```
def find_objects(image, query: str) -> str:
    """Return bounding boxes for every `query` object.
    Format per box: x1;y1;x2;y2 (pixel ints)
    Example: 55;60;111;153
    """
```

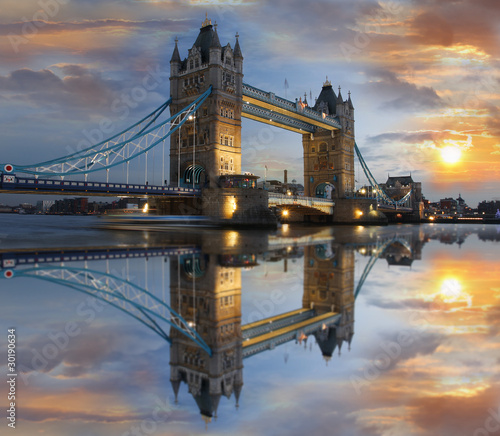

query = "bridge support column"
333;198;387;225
202;187;277;228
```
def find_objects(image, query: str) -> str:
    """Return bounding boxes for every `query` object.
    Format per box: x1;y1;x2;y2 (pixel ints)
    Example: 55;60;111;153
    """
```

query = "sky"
0;0;499;206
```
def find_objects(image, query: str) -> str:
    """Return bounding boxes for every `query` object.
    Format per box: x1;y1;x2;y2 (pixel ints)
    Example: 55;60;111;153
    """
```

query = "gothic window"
189;59;194;69
195;59;199;68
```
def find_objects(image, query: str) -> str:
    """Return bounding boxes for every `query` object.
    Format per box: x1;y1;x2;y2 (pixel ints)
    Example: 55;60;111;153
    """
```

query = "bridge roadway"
0;174;200;197
0;245;200;270
268;192;334;215
242;309;340;359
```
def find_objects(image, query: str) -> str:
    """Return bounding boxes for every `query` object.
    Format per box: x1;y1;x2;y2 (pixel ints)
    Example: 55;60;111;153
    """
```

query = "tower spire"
170;37;181;63
210;23;221;48
234;32;243;58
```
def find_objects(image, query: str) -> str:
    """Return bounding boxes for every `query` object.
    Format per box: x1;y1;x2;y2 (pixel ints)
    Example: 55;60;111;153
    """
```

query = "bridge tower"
169;16;243;187
169;255;243;422
302;79;355;199
302;243;355;360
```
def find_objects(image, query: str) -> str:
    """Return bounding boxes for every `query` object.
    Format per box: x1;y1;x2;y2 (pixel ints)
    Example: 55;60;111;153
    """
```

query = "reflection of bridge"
0;229;422;422
0;18;422;221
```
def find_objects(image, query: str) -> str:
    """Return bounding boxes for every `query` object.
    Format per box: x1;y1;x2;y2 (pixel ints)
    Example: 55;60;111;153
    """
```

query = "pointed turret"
337;86;344;104
210;23;221;49
234;32;243;58
234;380;243;408
170;379;181;404
170;37;181;63
348;90;354;110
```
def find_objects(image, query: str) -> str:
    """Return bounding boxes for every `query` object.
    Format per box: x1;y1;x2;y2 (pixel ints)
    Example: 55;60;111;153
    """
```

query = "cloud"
491;144;500;155
0;18;194;36
0;67;118;111
408;385;500;436
366;69;444;111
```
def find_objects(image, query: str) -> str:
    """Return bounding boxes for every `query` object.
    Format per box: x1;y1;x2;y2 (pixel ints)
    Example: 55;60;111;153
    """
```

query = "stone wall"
333;198;387;224
202;187;277;228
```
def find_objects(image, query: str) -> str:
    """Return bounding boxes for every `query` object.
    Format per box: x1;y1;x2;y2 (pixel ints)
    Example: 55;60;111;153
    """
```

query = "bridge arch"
183;164;206;185
315;182;335;199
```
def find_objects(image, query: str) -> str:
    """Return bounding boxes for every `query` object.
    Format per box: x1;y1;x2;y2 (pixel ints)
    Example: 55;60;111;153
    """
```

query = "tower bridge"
0;16;423;222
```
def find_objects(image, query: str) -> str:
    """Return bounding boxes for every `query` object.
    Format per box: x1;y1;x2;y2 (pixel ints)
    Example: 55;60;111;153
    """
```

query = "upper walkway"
242;83;342;133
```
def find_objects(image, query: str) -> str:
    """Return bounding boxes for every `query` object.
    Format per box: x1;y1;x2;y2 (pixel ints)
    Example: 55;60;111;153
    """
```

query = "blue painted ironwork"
2;87;212;177
242;83;342;130
354;142;413;208
2;266;212;356
242;103;315;133
0;174;201;197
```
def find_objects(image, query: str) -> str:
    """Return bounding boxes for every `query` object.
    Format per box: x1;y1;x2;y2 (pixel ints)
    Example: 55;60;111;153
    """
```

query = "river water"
1;215;499;436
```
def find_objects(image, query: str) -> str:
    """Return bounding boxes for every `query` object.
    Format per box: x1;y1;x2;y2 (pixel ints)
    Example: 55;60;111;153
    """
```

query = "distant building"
440;197;457;214
257;179;304;195
478;200;500;216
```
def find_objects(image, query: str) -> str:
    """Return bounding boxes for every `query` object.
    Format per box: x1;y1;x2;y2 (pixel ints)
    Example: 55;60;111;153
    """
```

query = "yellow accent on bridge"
242;311;337;349
243;95;341;132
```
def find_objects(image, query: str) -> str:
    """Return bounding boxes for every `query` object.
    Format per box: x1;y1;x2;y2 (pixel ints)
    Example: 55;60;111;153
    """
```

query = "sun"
440;146;462;163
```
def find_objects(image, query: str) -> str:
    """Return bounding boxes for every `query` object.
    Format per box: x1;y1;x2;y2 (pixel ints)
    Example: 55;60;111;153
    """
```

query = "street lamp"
189;113;196;190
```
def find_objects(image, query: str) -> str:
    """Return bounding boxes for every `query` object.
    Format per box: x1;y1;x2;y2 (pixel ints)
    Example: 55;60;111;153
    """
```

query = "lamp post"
189;113;196;190
177;124;181;188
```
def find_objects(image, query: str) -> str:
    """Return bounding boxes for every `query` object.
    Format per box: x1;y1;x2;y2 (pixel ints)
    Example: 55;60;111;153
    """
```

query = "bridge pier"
332;198;387;225
202;187;277;228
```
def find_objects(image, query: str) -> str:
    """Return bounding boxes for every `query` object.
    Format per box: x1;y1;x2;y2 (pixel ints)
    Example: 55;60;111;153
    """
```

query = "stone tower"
302;243;355;360
302;79;355;198
169;254;243;422
169;16;243;187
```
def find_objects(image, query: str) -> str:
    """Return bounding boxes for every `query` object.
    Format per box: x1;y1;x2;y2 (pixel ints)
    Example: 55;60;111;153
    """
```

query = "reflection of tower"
302;243;355;361
169;254;243;424
169;16;243;186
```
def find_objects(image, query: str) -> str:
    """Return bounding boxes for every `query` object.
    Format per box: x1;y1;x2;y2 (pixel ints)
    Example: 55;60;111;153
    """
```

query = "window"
189;60;194;69
331;145;335;151
320;143;327;153
311;147;316;153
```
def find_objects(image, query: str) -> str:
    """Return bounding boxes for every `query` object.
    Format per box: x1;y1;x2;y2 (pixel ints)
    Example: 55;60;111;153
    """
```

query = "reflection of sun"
440;146;462;163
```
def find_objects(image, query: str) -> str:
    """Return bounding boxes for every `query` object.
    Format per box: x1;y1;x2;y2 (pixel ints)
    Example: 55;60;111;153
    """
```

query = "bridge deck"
242;312;338;358
0;175;200;197
242;83;341;133
242;308;315;339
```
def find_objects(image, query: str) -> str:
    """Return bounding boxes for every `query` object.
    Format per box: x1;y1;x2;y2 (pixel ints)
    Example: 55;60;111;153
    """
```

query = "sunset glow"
440;146;462;164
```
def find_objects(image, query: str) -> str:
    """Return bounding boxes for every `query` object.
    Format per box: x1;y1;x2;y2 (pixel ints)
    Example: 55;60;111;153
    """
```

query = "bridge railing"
268;193;335;207
242;83;341;129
